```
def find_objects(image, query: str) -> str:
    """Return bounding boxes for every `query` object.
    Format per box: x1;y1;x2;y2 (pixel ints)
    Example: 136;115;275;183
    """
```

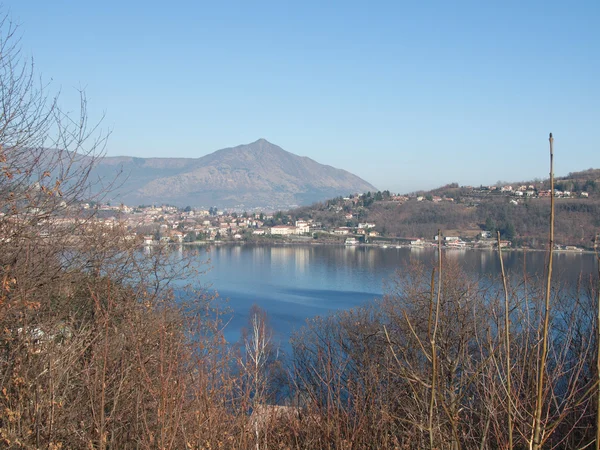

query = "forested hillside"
289;169;600;248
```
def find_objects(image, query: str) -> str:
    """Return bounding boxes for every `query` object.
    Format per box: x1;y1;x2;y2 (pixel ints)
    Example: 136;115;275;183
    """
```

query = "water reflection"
180;244;597;289
479;249;491;270
252;246;266;264
294;247;309;274
230;245;241;262
175;244;597;345
270;246;292;267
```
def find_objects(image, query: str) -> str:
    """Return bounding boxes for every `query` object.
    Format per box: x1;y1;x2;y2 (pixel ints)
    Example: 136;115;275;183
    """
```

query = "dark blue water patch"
215;286;381;352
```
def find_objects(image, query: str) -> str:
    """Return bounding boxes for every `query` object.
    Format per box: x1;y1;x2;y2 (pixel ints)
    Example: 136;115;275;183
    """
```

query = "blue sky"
6;1;599;193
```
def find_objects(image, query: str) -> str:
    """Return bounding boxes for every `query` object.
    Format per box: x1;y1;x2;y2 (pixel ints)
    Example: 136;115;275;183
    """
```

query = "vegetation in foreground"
2;11;600;450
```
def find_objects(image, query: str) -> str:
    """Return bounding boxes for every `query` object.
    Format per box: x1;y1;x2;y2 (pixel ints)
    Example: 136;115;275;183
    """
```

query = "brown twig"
497;230;513;449
532;132;555;450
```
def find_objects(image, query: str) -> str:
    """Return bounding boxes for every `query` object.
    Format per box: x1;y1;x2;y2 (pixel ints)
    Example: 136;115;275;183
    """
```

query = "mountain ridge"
90;139;377;209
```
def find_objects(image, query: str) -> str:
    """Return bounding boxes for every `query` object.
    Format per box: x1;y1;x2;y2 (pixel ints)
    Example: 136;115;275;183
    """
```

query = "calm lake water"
174;244;598;347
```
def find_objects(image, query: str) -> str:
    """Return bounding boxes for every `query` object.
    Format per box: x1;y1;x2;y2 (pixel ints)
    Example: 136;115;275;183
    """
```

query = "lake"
175;244;598;348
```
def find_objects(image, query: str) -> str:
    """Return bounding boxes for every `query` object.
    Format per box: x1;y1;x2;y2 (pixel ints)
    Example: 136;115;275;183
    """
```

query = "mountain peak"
238;138;287;156
248;138;277;149
93;140;377;208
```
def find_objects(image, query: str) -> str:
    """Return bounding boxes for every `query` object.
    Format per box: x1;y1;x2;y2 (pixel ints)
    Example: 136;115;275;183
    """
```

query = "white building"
333;227;351;235
270;225;296;235
358;223;376;229
446;240;466;248
295;221;310;234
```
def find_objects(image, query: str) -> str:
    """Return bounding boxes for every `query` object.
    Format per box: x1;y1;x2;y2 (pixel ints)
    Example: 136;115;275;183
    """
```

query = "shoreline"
145;240;596;255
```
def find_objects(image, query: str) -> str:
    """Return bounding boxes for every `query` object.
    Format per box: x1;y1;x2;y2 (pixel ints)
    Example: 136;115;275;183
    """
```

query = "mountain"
90;139;377;209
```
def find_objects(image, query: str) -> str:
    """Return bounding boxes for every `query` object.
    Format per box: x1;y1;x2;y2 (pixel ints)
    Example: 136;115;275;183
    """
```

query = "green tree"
584;180;597;193
501;222;516;240
485;217;497;232
183;231;196;242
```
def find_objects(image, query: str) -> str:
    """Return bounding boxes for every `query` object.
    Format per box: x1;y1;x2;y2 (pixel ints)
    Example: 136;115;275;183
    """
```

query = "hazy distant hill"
89;139;377;209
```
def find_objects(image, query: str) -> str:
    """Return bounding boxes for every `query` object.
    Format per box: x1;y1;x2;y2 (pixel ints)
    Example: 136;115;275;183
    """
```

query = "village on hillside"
10;179;590;252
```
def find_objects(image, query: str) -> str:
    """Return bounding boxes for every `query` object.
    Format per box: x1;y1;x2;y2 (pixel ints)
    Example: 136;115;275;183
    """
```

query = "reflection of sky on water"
173;245;597;347
215;286;380;352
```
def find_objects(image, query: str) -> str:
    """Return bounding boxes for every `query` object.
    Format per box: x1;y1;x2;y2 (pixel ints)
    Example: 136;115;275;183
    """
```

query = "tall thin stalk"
595;234;600;450
497;231;513;450
532;133;555;450
429;230;443;449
